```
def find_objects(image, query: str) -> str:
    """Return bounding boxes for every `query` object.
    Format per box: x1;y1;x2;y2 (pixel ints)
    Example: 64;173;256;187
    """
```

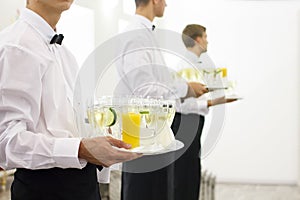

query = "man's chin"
59;2;73;11
156;13;164;18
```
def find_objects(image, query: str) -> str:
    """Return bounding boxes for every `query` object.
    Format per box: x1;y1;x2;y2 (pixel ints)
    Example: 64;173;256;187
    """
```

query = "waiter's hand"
78;136;142;167
186;82;208;98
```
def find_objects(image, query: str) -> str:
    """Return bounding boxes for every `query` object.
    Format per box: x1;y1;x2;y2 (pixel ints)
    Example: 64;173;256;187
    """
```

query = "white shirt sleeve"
0;45;86;170
178;97;209;116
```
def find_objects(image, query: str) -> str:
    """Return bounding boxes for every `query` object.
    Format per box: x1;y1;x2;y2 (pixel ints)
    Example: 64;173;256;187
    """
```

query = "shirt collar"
134;14;155;31
185;49;200;64
19;8;57;44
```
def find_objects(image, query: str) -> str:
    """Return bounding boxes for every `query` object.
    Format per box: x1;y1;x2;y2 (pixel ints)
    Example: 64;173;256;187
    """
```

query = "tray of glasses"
225;94;243;100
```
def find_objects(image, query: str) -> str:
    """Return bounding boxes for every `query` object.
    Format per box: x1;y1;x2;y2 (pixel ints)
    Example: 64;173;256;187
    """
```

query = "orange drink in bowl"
122;112;141;148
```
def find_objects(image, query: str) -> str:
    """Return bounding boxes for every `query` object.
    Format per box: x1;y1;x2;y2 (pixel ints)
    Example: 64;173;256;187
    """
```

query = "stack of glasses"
86;96;177;151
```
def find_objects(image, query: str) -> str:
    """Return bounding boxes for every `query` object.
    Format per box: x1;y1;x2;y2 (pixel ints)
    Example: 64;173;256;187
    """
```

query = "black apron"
11;163;102;200
172;113;204;200
121;113;204;200
121;150;175;200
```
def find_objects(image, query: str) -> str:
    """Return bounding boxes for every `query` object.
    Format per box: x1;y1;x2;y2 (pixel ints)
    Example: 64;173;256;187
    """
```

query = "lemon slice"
105;107;117;127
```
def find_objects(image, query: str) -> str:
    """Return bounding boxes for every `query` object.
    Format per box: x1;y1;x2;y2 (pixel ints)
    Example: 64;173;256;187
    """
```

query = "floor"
1;174;300;200
215;183;300;200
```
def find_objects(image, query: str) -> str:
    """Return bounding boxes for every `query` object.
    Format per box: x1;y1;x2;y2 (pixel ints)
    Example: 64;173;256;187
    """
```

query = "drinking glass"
86;96;121;138
122;105;141;148
166;100;176;126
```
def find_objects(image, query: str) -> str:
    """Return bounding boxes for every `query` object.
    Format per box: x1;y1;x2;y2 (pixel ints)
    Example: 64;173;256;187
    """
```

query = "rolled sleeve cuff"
53;138;87;169
176;82;188;98
197;100;209;116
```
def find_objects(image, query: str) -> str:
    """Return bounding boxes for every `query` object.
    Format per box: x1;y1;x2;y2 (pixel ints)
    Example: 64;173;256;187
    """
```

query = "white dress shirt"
174;50;210;116
115;14;188;99
198;52;216;69
0;8;86;170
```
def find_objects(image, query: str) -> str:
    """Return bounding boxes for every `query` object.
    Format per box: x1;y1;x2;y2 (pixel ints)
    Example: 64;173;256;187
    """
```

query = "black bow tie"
50;34;64;45
152;25;155;31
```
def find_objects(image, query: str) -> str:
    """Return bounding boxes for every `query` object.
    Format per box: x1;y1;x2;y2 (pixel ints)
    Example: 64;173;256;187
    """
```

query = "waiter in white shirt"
115;1;208;200
0;1;141;200
171;24;237;200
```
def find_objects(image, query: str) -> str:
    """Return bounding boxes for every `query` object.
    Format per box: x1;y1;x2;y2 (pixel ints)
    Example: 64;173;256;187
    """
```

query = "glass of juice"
122;109;141;149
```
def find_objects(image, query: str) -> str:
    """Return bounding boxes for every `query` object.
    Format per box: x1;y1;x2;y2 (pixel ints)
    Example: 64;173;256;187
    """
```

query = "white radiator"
200;170;216;200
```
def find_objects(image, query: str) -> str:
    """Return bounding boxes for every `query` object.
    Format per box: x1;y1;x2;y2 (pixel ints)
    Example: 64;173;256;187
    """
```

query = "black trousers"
11;163;101;200
121;113;204;200
121;148;175;200
172;113;204;200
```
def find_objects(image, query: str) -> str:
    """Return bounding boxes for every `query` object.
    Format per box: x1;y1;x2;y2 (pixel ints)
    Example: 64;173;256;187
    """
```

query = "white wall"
76;0;123;47
0;1;24;30
57;4;95;66
163;0;300;184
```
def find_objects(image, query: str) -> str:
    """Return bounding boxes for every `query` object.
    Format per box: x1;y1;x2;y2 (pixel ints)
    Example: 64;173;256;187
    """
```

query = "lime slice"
105;107;117;127
139;110;150;114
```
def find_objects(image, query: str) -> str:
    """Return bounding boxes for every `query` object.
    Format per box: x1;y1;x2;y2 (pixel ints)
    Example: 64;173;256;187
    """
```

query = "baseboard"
216;178;298;186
